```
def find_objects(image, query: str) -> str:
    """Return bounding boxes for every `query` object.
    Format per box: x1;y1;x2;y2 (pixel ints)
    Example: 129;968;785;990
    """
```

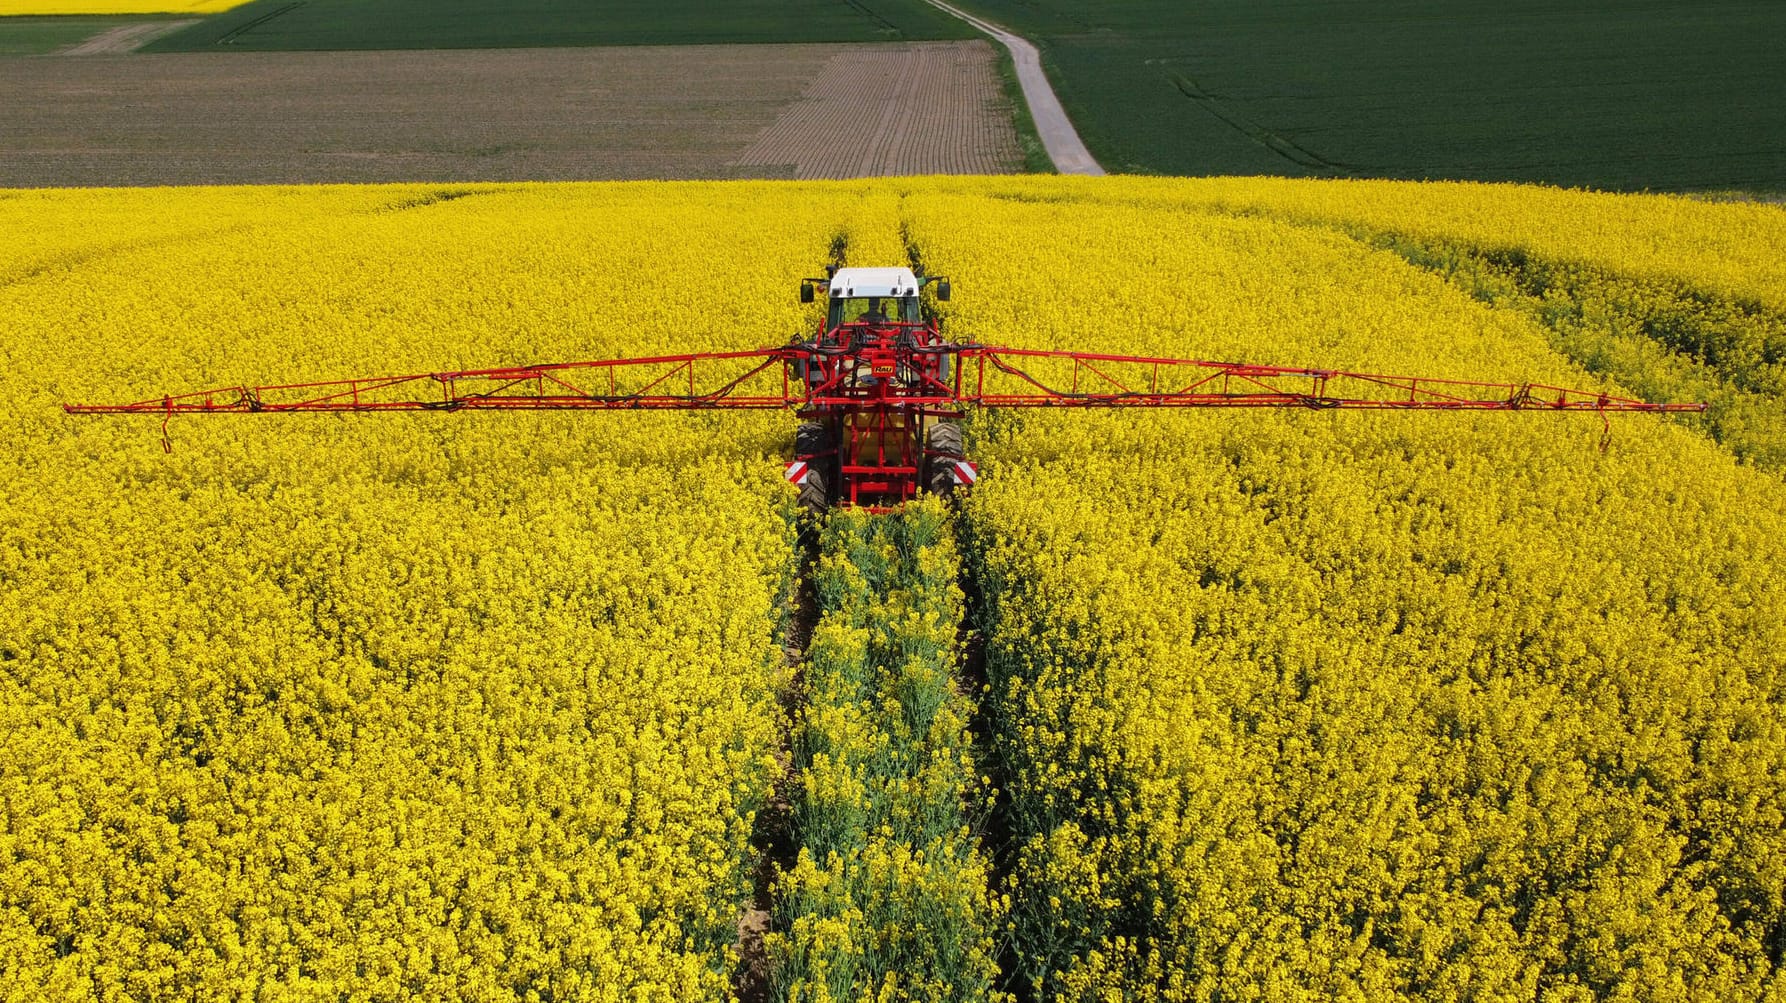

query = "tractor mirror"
936;279;951;302
800;282;814;304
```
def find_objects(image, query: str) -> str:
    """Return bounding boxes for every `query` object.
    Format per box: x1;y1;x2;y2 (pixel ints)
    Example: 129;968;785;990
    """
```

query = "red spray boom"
66;266;1704;509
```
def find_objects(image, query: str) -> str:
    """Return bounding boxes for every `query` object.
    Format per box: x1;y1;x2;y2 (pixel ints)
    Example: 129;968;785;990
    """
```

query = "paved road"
922;0;1105;175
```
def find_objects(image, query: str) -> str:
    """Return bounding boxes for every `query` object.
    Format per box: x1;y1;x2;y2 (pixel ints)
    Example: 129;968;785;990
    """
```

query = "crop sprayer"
66;266;1706;509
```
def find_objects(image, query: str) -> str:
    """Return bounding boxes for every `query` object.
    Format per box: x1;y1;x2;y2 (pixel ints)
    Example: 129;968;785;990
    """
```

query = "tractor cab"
823;267;922;329
799;266;948;333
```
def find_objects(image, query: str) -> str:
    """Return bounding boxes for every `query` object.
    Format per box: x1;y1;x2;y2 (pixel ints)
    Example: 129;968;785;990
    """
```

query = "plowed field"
732;42;1020;178
0;42;1019;186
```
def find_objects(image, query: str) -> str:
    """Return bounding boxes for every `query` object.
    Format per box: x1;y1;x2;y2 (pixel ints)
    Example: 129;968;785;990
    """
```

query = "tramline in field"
65;265;1705;509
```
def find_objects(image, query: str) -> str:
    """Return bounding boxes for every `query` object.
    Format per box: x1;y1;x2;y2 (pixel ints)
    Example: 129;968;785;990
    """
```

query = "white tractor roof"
829;266;920;298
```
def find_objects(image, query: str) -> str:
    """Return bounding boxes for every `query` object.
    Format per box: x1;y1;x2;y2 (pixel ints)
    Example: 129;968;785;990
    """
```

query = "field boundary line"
213;1;305;46
918;0;1103;175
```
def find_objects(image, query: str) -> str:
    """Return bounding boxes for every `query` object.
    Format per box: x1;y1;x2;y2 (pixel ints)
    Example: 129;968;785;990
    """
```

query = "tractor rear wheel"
795;419;829;457
924;421;964;499
798;469;829;514
795;420;833;514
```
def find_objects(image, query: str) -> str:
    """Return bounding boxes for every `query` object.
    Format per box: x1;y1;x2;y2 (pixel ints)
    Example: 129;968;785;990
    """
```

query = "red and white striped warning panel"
951;461;979;485
784;460;811;485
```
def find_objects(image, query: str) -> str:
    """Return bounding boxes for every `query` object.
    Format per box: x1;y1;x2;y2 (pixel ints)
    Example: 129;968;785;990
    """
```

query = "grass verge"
987;43;1052;175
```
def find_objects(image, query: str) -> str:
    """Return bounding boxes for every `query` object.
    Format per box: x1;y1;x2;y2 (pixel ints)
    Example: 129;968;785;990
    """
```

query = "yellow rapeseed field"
4;177;1784;1001
900;182;1786;1000
1;182;850;1000
911;175;1786;310
2;0;248;13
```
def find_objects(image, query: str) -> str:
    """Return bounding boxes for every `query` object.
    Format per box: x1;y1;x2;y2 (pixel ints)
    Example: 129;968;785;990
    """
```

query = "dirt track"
918;0;1102;175
0;42;1020;187
58;20;196;55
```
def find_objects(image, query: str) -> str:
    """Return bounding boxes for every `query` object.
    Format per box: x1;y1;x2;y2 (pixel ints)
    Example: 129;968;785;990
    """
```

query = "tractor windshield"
831;295;920;326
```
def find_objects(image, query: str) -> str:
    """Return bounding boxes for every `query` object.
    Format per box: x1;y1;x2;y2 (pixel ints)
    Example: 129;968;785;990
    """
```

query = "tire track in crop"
767;506;1002;995
0;189;493;291
734;533;819;1003
0;223;260;292
901;215;1026;999
735;227;850;1001
968;186;1757;465
842;0;900;35
1167;72;1355;176
366;187;508;214
955;512;1027;1000
211;1;306;46
982;182;1760;471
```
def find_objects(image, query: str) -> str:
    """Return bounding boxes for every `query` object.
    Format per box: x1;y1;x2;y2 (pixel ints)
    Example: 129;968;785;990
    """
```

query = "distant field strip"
945;0;1786;190
732;41;1020;178
145;0;974;51
0;44;1015;186
2;0;244;12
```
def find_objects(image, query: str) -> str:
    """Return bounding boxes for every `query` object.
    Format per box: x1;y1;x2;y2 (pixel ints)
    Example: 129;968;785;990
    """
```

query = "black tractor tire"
795;420;833;514
797;469;829;515
796;419;830;458
924;421;965;499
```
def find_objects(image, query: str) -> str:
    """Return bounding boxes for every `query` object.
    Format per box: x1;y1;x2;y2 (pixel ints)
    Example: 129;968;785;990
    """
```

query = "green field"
0;15;176;55
147;0;974;50
952;0;1786;191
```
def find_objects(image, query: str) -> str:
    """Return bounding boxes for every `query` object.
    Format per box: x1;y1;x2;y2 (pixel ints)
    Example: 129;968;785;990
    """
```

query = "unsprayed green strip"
769;500;1002;1001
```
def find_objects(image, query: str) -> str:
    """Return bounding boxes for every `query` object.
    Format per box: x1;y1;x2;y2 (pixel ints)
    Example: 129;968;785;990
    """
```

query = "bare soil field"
0;41;1019;187
733;41;1020;178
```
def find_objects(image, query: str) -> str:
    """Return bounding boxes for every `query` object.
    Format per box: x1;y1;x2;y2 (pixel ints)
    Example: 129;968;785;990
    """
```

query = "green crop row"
769;500;1004;1003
